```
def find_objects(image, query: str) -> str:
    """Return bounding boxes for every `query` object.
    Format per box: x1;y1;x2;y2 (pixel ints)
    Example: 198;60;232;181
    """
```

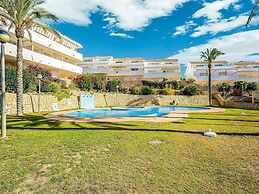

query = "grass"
0;108;258;193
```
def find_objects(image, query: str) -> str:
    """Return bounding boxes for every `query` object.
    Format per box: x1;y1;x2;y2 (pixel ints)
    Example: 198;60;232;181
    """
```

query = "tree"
201;48;225;106
246;1;259;26
0;0;59;116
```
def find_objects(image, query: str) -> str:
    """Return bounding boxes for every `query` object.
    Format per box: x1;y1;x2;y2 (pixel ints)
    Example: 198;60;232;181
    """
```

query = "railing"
6;43;83;74
144;72;181;78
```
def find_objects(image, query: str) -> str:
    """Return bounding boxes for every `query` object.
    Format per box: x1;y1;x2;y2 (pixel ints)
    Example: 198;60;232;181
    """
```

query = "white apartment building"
233;62;259;82
77;56;112;74
144;59;181;81
108;58;144;82
78;57;181;83
4;25;83;81
185;61;238;82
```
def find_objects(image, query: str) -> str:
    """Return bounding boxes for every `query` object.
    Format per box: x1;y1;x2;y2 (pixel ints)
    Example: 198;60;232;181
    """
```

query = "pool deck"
45;107;225;123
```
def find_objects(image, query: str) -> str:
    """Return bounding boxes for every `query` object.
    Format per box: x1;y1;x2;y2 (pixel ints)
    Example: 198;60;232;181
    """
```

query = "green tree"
201;48;225;106
246;1;259;26
0;0;59;116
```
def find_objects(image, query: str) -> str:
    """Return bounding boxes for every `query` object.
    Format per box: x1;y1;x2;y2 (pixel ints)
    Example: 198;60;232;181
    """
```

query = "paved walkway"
46;107;225;123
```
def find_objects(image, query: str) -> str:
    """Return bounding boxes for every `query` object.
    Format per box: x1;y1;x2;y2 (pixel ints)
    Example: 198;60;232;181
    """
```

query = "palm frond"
32;21;61;39
246;1;259;26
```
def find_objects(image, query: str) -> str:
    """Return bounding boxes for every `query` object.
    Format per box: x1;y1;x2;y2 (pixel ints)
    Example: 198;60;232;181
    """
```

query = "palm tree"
0;0;59;116
201;48;225;106
246;1;259;26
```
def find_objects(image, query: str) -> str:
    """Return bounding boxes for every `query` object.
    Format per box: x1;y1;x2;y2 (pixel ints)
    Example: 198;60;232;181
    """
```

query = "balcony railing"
6;43;83;74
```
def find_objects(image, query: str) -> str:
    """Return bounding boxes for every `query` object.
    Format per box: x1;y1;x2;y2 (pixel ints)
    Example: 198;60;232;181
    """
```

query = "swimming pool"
65;106;210;119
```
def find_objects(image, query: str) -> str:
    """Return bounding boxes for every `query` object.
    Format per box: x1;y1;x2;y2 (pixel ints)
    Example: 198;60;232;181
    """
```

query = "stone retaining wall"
214;93;259;110
4;93;208;115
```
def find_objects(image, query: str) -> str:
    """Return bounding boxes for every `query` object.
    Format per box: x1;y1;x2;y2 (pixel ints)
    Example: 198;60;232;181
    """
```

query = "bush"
73;74;107;92
247;82;257;93
182;85;198;96
89;74;107;91
23;70;37;93
140;86;152;95
142;80;180;89
106;80;120;92
233;81;247;96
44;82;61;93
155;89;166;95
54;89;72;101
5;66;16;92
130;86;142;95
165;88;175;95
218;82;231;93
68;82;79;91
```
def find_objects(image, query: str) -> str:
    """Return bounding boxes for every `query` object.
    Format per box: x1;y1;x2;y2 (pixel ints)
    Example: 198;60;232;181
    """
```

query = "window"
165;62;173;64
84;59;93;62
131;61;142;63
116;61;123;63
131;68;139;71
215;64;223;67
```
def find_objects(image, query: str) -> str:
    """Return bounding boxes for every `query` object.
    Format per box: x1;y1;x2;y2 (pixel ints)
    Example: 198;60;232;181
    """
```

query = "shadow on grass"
6;115;259;137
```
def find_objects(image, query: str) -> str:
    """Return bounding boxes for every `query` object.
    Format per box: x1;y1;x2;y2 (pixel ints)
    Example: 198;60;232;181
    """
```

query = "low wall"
214;94;259;110
4;93;208;115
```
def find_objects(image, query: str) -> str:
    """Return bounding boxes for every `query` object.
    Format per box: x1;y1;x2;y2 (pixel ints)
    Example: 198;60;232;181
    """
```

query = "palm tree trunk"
208;63;212;106
16;36;24;116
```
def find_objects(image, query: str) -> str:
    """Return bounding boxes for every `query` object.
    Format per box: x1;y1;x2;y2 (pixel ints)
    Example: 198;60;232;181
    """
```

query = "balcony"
195;74;238;81
7;28;83;62
6;42;83;74
108;70;144;76
144;72;181;79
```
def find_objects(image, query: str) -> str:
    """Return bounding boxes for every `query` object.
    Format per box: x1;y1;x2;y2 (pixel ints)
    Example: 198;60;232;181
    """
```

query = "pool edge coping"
45;107;225;123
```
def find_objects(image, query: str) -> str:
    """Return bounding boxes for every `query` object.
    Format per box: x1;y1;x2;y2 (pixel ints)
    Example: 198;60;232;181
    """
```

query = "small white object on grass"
241;112;247;116
204;129;217;137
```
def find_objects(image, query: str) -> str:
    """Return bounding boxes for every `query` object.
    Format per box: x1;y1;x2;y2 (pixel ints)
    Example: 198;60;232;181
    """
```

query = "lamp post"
37;74;43;113
0;28;10;138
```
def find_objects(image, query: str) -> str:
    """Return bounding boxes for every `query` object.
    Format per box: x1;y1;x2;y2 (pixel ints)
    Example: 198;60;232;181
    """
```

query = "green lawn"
0;108;259;193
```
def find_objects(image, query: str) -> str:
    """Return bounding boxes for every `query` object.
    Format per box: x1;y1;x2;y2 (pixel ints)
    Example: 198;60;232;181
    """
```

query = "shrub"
233;81;247;96
106;80;120;92
5;66;16;92
218;82;231;93
68;82;79;91
165;88;175;95
89;74;107;91
151;88;158;95
118;87;129;94
182;85;198;96
246;82;257;93
140;86;152;95
142;80;180;89
54;89;72;101
155;89;166;95
44;82;61;93
23;70;37;93
130;86;142;95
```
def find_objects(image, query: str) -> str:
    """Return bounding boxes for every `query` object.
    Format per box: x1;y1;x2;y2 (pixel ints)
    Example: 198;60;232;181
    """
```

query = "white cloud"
191;14;248;37
170;30;259;64
110;32;134;39
173;21;196;37
193;0;240;21
43;0;98;26
44;0;189;31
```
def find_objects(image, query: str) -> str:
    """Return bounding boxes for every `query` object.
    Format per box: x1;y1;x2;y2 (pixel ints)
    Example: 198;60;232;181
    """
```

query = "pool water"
65;106;209;119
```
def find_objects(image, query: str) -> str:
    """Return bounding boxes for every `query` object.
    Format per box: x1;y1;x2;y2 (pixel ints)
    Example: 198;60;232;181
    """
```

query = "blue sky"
46;0;259;64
